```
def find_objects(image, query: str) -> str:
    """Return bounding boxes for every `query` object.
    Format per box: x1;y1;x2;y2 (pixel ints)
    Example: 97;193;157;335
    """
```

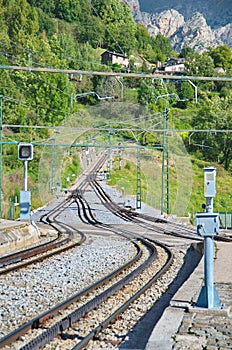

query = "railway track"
0;160;174;349
0;154;109;272
0;197;86;274
0;221;172;349
85;167;200;241
1;153;230;349
87;170;231;243
0;155;108;272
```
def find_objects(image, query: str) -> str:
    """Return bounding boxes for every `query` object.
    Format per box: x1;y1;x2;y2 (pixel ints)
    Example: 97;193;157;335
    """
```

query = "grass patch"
108;150;232;221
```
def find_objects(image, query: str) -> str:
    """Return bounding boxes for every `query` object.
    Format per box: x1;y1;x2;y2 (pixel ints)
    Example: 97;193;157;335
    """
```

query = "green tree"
91;0;137;54
27;0;56;17
179;46;195;59
4;0;39;41
185;51;215;77
176;81;194;108
54;0;81;22
189;97;232;170
151;34;174;59
75;14;105;48
208;45;232;94
36;7;56;39
209;45;232;72
184;50;215;92
135;23;151;52
137;79;155;105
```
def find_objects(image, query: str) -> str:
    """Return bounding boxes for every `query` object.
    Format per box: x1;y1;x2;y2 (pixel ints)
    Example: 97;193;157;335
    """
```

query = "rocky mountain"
121;0;232;53
138;0;232;29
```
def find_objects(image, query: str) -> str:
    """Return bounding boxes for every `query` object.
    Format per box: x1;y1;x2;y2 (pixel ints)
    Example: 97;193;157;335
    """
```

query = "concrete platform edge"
145;252;204;350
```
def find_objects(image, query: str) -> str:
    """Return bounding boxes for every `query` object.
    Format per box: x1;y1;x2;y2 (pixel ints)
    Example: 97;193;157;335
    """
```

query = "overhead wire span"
2;124;232;133
0;64;231;82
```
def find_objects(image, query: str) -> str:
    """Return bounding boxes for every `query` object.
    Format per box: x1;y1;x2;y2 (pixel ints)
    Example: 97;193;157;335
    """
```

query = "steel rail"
87;173;232;242
130;211;232;242
72;190;101;225
0;155;173;349
0;155;168;349
0;152;203;349
18;237;158;350
0;154;141;348
0;197;86;274
0;232;143;348
87;175;195;236
0;198;73;269
72;239;173;350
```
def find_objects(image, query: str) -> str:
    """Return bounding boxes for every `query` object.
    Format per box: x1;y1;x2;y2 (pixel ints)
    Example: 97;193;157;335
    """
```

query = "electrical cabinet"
196;212;219;236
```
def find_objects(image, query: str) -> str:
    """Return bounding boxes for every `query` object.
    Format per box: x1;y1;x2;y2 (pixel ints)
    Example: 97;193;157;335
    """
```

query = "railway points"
0;162;231;349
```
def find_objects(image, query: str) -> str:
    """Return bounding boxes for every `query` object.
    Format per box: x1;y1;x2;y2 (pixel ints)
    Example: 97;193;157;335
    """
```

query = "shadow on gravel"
119;243;203;350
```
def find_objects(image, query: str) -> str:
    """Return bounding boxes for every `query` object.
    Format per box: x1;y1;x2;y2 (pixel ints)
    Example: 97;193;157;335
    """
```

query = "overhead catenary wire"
0;37;107;71
2;124;232;133
1;64;232;82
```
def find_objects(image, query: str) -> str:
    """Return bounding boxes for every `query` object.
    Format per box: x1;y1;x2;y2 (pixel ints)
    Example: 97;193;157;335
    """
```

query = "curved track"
0;157;173;349
1;153;230;349
0;197;86;274
0;219;171;349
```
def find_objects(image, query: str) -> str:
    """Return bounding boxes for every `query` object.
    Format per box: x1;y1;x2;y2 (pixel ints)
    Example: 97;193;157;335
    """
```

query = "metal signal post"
18;143;33;220
196;167;221;309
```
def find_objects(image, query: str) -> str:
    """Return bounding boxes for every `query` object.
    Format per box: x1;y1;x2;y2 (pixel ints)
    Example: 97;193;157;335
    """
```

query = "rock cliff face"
171;12;223;52
214;23;232;49
121;0;232;52
138;0;232;29
135;9;185;38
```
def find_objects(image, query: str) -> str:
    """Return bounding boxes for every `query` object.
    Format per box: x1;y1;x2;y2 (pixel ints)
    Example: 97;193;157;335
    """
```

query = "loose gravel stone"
0;236;137;338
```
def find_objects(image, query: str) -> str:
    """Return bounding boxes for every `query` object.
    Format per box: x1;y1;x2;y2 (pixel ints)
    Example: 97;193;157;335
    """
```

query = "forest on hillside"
0;0;231;216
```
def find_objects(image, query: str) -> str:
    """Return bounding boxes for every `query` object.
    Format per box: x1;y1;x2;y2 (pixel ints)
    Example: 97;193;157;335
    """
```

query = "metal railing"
219;212;232;229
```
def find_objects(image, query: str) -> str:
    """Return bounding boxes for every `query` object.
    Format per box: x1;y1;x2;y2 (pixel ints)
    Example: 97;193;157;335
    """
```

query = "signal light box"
204;166;216;197
18;143;33;161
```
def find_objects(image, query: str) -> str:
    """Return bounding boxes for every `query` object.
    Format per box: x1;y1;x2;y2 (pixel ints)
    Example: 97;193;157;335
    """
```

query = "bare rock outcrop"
136;9;185;38
214;23;232;49
171;12;223;52
121;0;232;52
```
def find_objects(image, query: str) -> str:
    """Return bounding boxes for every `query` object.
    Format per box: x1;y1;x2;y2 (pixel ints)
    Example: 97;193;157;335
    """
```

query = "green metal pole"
136;145;142;209
107;131;111;178
0;95;2;218
86;131;89;166
118;142;122;170
51;138;56;192
9;197;14;219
